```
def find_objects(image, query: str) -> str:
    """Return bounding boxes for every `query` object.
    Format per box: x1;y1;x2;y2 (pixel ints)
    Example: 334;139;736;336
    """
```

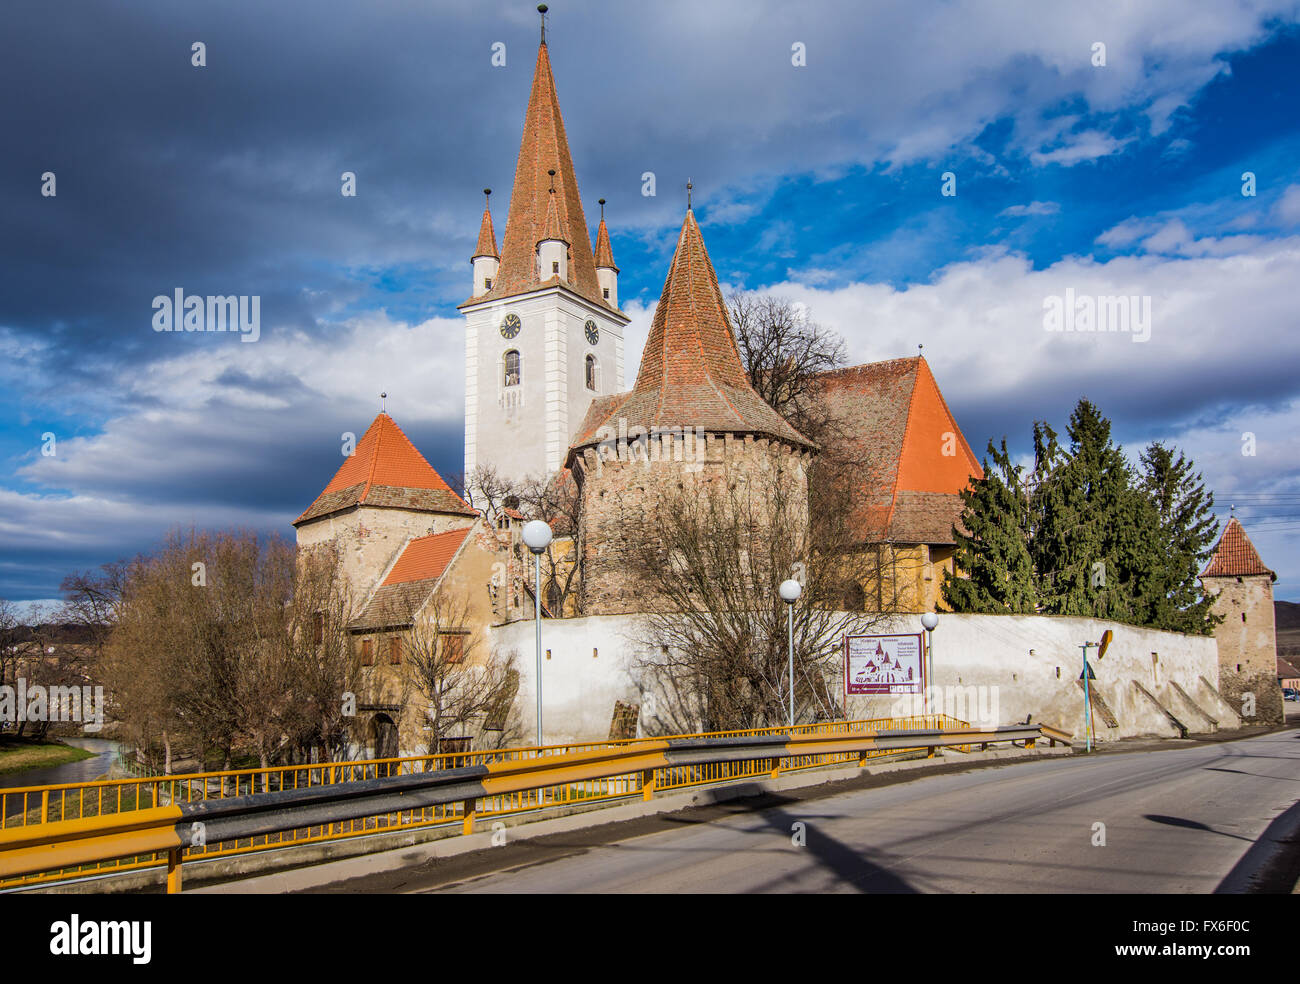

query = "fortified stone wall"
575;432;811;616
489;612;1225;746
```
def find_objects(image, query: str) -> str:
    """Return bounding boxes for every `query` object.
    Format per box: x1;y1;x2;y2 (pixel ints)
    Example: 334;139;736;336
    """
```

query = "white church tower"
458;21;628;500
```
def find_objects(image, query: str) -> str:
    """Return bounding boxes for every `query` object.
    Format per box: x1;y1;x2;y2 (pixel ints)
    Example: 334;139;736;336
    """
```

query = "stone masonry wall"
296;506;477;613
1204;573;1284;726
575;432;810;616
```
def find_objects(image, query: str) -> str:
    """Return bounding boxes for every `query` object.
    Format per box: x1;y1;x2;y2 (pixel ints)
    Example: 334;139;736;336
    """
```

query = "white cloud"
1275;183;1300;225
999;201;1061;217
1029;131;1135;167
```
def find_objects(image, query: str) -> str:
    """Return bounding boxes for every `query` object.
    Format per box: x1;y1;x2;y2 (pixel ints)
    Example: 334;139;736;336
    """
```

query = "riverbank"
0;737;96;776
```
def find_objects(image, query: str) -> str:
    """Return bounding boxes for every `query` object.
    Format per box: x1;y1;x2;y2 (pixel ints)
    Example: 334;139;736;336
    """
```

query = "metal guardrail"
0;720;1068;892
0;713;969;887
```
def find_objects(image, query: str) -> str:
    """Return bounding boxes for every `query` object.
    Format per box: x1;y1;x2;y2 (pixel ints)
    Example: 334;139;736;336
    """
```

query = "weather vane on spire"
598;197;606;220
380;391;388;412
538;4;548;44
687;178;693;210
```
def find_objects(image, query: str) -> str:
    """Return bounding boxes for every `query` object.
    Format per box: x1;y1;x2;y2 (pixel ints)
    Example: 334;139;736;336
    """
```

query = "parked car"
1283;688;1299;702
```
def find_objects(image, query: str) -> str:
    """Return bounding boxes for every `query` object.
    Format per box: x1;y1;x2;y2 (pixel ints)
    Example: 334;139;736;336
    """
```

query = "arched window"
585;354;598;391
545;579;562;616
503;349;521;387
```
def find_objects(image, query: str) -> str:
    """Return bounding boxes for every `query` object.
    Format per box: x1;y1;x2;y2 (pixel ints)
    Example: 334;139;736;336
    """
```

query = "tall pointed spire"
538;174;568;246
594;198;617;272
569;209;813;455
473;188;498;260
474;37;609;309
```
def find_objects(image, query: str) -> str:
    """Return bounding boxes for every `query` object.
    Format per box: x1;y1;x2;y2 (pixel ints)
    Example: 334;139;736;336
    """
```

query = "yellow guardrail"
0;714;1065;892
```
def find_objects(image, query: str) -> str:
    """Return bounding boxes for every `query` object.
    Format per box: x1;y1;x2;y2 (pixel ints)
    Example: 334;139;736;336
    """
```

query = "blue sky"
3;0;1300;607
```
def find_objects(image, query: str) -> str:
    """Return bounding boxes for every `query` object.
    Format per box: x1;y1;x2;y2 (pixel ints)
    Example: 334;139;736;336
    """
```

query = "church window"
552;260;560;274
603;288;609;299
484;277;493;290
585;354;598;391
503;349;521;387
545;579;562;615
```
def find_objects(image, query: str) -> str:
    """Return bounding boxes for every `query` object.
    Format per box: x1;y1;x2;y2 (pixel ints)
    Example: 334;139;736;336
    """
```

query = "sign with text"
845;633;925;695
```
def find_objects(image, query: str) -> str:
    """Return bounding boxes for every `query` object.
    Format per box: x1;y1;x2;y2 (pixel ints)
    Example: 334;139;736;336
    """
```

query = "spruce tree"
1138;442;1221;635
1033;400;1147;621
942;438;1039;613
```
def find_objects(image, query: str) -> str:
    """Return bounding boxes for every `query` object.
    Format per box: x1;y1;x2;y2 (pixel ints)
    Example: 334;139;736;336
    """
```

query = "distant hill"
1275;600;1300;631
1277;601;1300;659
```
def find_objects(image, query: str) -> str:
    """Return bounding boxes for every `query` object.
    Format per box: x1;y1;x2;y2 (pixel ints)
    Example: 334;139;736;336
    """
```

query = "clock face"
499;313;521;339
584;319;599;345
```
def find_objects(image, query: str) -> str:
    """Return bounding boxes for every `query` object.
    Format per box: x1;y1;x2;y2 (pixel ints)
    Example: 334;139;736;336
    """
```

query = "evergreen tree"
1138;442;1221;635
1032;400;1150;621
942;438;1039;613
948;399;1221;635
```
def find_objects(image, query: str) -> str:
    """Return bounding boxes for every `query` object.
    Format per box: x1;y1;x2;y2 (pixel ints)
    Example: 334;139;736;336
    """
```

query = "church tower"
459;27;629;501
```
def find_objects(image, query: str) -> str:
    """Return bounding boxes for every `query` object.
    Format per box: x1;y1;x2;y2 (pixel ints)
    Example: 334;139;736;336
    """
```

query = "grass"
0;738;96;777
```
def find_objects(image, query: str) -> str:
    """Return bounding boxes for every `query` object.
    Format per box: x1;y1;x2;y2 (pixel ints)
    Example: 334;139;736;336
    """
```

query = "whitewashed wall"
489;612;1229;746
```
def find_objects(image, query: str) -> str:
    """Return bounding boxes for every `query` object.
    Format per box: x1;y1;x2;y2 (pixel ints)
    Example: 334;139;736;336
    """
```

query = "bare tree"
728;291;847;445
512;469;584;616
104;530;359;775
623;459;901;734
402;589;521;754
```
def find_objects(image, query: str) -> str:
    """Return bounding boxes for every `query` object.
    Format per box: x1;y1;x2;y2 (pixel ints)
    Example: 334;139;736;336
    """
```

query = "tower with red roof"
459;27;630;500
294;412;478;604
1200;517;1283;725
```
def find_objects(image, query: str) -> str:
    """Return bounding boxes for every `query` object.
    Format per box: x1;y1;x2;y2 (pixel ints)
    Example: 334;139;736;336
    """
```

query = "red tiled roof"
1278;656;1300;680
813;356;983;545
295;413;475;525
594;216;617;272
569;210;812;456
1201;517;1274;578
351;527;473;630
463;41;614;313
538;187;567;245
473;200;498;260
382;527;471;586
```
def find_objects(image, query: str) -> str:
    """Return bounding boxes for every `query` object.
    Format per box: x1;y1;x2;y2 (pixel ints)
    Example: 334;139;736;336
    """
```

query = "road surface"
305;727;1300;894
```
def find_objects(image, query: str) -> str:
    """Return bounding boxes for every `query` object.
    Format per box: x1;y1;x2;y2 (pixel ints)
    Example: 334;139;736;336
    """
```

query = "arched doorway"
368;713;399;776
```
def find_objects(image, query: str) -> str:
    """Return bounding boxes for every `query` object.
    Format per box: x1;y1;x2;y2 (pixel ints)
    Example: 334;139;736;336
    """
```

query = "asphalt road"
312;727;1300;894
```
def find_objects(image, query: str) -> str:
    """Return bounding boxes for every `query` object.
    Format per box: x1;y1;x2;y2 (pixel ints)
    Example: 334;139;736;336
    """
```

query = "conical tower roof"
538;187;568;246
473;195;498;260
295;413;476;525
1201;517;1275;579
569;210;812;456
594;215;617;271
465;41;611;311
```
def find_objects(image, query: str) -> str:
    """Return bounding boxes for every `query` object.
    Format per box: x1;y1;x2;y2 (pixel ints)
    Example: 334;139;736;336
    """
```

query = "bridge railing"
0;715;1068;892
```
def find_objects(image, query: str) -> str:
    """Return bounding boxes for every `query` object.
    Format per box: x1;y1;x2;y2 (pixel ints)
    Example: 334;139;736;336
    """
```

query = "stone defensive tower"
566;208;815;615
1200;517;1283;726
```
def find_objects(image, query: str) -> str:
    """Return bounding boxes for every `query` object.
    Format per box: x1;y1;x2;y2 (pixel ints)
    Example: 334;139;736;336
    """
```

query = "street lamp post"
920;611;938;717
521;519;553;748
779;579;802;728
